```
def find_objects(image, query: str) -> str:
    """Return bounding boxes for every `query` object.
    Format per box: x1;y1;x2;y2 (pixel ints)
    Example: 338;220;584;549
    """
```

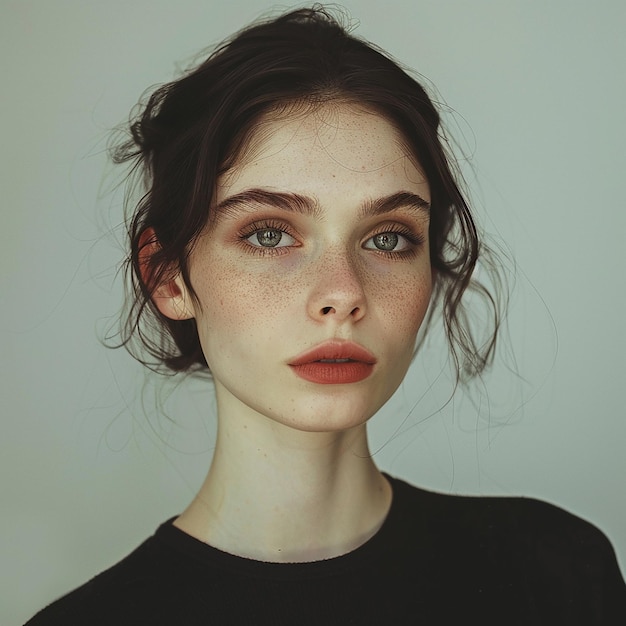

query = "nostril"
322;306;333;315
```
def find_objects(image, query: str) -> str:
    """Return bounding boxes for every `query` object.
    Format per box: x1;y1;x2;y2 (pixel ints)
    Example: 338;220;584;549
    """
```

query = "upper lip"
288;340;377;365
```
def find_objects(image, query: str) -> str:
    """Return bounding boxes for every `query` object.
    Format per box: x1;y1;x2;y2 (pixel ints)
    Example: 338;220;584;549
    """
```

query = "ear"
138;228;195;321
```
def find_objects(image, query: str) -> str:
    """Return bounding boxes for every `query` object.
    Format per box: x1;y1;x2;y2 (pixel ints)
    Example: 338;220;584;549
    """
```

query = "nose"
306;250;367;323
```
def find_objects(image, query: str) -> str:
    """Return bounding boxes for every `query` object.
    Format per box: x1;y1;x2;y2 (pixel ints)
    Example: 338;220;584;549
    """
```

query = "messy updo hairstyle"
110;5;504;383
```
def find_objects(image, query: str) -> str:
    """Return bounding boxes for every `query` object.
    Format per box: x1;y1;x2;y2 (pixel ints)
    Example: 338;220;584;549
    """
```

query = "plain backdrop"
2;0;625;623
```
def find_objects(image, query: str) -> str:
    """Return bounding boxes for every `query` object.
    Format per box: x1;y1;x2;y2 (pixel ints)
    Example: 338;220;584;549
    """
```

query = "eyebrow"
359;191;430;218
213;188;430;221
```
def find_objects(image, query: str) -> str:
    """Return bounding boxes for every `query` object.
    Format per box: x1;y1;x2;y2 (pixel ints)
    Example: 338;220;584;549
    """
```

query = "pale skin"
148;103;433;562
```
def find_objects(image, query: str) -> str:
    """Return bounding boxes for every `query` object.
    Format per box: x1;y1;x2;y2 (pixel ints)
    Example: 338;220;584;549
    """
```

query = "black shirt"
27;475;626;624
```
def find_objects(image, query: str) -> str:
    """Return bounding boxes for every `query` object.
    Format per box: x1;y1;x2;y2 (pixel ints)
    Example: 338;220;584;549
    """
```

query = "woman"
27;7;626;624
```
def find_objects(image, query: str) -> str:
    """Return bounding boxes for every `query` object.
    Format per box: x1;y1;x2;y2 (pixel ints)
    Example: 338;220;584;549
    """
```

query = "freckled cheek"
369;270;432;338
191;258;304;341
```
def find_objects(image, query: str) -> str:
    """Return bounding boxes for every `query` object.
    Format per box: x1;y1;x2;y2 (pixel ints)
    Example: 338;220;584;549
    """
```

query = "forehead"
217;103;430;203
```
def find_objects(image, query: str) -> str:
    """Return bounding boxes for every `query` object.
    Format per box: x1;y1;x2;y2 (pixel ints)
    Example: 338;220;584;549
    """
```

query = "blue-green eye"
373;233;397;251
247;228;296;248
364;232;410;252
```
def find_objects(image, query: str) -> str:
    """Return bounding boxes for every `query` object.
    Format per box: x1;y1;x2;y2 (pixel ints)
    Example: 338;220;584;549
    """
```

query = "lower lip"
289;361;374;384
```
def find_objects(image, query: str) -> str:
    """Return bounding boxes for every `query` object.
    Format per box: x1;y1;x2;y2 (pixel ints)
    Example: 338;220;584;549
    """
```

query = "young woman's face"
183;104;432;432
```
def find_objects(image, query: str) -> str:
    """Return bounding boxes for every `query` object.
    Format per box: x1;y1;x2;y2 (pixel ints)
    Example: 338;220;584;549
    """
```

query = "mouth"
318;358;350;363
288;340;376;384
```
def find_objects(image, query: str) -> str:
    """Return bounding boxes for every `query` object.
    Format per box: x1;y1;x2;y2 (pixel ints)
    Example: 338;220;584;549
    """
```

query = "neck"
174;391;391;562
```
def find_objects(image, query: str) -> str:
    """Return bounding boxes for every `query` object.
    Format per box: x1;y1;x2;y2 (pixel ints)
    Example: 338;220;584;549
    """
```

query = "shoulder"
386;474;626;620
389;473;615;551
25;521;202;625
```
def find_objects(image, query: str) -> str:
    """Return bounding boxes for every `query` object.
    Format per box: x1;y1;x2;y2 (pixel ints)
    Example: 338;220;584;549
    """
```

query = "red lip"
288;340;376;384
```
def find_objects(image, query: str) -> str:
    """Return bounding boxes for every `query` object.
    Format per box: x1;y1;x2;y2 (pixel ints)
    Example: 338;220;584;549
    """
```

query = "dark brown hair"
110;6;504;382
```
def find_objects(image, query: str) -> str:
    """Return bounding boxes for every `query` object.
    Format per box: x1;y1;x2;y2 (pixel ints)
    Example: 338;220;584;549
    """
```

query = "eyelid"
245;229;296;248
238;218;298;237
363;232;410;252
361;222;425;257
365;223;424;244
237;218;301;253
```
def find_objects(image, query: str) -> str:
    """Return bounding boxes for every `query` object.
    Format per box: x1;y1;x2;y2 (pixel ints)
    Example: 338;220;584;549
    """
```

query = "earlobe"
138;228;195;321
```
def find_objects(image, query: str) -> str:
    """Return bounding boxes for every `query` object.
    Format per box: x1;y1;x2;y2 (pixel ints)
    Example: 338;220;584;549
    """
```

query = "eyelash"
237;219;424;258
367;225;424;259
238;219;298;256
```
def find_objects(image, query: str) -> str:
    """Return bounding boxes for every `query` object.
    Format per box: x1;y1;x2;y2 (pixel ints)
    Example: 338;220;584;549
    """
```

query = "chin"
274;396;387;434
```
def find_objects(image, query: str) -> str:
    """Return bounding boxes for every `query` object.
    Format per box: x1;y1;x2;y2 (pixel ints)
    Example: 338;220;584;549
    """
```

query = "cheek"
370;267;432;339
190;256;306;350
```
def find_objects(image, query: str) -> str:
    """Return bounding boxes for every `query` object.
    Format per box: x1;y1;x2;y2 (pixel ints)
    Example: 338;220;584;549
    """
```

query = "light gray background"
2;1;625;623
